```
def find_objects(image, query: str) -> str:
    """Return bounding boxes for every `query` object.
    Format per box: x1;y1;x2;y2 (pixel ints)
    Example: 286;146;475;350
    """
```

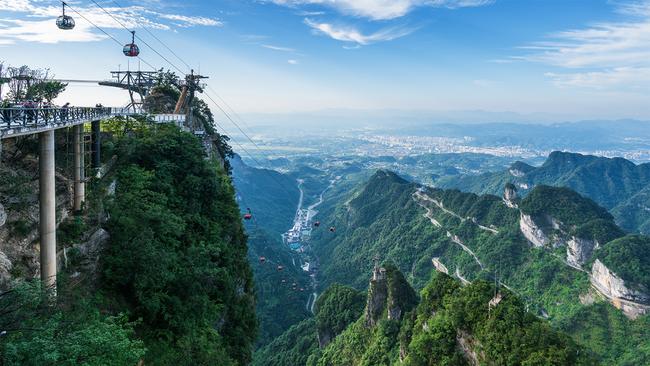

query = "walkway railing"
1;107;113;129
0;106;185;139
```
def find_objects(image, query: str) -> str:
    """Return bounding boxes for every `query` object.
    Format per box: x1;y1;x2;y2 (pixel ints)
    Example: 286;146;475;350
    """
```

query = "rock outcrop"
365;265;388;327
317;329;333;349
431;257;449;275
590;259;650;319
519;213;549;248
0;203;6;227
567;237;598;267
503;183;518;208
364;264;417;327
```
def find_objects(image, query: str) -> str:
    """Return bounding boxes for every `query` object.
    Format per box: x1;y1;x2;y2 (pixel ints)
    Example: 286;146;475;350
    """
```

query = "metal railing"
0;106;188;139
0;107;113;130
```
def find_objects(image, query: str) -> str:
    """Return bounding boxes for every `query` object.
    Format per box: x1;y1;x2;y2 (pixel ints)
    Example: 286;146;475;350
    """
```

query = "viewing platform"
0;106;186;139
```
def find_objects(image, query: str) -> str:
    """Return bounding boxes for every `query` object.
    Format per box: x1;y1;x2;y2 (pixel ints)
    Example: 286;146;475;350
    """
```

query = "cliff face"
503;184;518;208
519;213;549;248
364;264;417;327
567;237;598;267
590;259;650;319
0;149;73;288
364;266;389;327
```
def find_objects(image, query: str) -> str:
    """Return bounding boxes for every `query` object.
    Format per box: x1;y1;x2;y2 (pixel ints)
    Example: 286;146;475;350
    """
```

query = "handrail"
0;107;114;129
0;106;187;139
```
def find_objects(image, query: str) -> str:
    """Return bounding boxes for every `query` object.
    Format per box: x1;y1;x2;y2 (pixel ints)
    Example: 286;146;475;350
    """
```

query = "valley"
234;139;650;366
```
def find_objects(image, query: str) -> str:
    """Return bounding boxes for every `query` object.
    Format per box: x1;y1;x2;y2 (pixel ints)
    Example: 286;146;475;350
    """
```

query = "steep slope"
230;155;311;346
310;170;650;364
1;123;258;365
252;283;365;366
263;267;593;366
231;154;300;234
439;151;650;233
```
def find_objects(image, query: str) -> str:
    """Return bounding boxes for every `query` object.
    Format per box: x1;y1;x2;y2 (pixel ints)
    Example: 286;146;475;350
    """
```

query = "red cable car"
123;31;140;57
56;2;75;30
244;213;252;220
314;221;321;227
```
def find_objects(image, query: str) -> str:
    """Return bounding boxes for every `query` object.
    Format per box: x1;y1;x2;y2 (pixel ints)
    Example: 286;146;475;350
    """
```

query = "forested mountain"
1;124;257;365
231;154;300;234
306;170;650;364
438;151;650;233
255;266;593;366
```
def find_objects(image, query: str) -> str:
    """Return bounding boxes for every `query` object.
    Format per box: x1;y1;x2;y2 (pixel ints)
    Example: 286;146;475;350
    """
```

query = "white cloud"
270;0;493;20
304;18;414;45
546;68;650;89
288;59;298;64
520;0;650;89
0;0;221;44
154;13;223;27
0;18;106;44
262;44;295;52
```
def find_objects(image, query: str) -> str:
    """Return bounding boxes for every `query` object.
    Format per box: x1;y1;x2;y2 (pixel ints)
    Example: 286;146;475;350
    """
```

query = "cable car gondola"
244;213;252;220
259;256;266;263
277;265;284;271
56;2;75;30
329;227;336;232
314;221;321;227
123;31;140;57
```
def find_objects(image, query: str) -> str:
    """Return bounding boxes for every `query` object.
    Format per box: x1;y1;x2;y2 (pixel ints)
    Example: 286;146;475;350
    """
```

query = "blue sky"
1;0;649;123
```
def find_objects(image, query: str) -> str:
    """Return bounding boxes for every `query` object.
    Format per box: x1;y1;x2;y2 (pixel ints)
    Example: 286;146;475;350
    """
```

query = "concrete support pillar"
91;120;101;169
73;124;85;212
39;130;56;291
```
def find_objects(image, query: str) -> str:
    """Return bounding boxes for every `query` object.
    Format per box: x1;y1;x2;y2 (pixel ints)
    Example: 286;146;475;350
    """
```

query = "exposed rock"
456;330;482;366
0;251;13;286
364;265;388;327
432;257;449;275
0;203;6;227
503;183;518;208
509;169;526;178
590;259;650;319
318;329;333;349
364;264;416;327
567;237;598;267
520;213;549;247
58;228;110;281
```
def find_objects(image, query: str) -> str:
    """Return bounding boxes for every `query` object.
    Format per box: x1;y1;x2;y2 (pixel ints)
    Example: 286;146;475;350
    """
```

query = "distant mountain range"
438;151;650;234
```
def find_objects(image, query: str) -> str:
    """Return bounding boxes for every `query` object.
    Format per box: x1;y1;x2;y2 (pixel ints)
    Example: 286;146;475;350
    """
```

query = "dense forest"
439;151;650;234
0;103;257;364
256;267;593;365
300;170;650;365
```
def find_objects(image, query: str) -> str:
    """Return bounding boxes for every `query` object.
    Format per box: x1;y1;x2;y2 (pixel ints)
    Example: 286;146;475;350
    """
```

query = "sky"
1;0;649;124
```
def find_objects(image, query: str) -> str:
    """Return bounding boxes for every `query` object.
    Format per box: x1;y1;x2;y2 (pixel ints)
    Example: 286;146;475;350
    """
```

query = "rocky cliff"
590;259;650;319
364;263;417;327
0;142;74;287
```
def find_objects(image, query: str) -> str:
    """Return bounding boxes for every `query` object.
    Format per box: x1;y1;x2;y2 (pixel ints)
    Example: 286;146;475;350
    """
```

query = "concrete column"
39;130;56;291
73;124;85;212
91;120;101;169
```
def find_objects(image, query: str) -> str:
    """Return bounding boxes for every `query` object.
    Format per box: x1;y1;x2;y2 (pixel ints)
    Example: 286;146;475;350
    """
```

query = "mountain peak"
370;170;409;185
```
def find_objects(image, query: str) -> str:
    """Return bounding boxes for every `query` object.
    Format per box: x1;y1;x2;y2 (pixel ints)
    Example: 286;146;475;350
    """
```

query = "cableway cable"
88;0;186;75
64;3;157;70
